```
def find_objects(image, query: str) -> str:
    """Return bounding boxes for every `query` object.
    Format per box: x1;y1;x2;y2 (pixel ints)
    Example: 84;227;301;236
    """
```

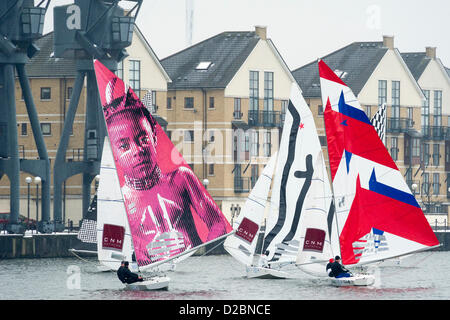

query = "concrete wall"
0;233;227;259
0;231;448;259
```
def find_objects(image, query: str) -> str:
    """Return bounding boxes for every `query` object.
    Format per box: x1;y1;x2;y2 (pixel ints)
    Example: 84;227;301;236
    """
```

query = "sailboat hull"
329;274;375;287
246;266;290;279
124;276;170;291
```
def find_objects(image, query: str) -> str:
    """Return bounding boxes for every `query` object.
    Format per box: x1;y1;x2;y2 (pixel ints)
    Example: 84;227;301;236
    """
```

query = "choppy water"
0;251;449;300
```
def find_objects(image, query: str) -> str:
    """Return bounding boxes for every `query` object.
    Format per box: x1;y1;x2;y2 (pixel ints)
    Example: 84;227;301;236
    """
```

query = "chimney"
425;47;436;59
255;26;267;40
383;35;394;49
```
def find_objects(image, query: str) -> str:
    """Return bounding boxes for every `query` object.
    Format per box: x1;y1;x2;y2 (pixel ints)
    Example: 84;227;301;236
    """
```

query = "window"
41;123;51;136
281;100;288;123
40;87;51;100
378;80;387;107
422;143;429;167
208;164;215;176
20;123;27;136
412;137;421;158
433;173;440;195
184;97;194;109
263;131;271;157
234;98;242;119
391;81;400;119
249;71;259;111
433;90;442;127
250;130;259;157
244;132;250;161
151;91;156;110
365;105;371;118
209;130;215;143
209;96;215;109
422;90;430;133
391;137;398;161
129;60;140;95
433;144;440;166
422;173;429;195
407;107;413;121
67;87;73;100
318;105;323;115
264;71;273;112
167;97;172;110
196;61;212;70
116;60;123;79
319;136;327;147
184;130;194;142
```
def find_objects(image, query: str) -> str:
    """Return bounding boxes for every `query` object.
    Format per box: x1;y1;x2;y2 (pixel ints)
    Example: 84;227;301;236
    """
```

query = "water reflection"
0;252;448;300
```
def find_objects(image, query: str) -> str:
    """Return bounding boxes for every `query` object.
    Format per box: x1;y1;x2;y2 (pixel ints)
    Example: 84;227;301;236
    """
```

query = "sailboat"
93;59;233;290
224;152;281;278
225;83;334;279
317;59;440;286
68;193;99;257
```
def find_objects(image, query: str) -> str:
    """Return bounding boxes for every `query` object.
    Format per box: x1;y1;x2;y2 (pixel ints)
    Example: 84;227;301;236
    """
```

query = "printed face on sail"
108;109;157;180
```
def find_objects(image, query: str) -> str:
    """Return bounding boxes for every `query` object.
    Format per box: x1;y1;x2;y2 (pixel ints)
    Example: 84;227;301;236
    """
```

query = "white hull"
246;266;290;279
124;276;170;291
329;274;375;287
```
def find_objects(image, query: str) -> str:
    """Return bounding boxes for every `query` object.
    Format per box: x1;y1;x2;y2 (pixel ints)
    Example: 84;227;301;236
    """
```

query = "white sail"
97;137;134;270
295;151;334;277
262;83;331;266
224;152;277;266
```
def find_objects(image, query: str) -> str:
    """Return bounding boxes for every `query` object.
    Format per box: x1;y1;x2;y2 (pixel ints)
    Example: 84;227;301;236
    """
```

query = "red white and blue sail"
319;59;439;266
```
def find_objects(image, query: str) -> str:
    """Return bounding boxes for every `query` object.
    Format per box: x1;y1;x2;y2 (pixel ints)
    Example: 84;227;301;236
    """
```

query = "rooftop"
292;41;388;98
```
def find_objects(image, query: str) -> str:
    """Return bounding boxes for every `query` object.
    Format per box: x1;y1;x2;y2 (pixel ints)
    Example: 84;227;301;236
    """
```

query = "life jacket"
117;266;126;283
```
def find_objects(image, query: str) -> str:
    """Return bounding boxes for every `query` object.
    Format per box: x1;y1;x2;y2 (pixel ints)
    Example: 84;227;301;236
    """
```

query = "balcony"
234;177;251;193
422;126;448;140
387;118;414;133
248;110;282;128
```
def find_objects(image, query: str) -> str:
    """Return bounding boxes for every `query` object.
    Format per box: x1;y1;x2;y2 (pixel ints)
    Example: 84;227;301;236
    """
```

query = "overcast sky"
44;0;450;70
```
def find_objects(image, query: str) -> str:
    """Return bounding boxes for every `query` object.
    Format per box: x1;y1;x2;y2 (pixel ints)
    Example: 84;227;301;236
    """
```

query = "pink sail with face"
94;60;232;267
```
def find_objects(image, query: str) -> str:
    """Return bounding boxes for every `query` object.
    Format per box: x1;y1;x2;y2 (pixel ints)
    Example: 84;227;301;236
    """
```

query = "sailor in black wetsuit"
326;258;334;277
117;261;144;284
330;256;352;278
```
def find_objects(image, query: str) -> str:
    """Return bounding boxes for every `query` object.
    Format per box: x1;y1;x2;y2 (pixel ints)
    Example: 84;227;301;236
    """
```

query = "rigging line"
199;238;226;257
68;249;114;271
379;250;437;279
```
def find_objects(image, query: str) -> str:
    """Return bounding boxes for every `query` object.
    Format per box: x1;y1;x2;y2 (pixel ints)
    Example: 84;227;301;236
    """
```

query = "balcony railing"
248;110;282;128
387;117;414;133
422;126;449;140
234;177;251;193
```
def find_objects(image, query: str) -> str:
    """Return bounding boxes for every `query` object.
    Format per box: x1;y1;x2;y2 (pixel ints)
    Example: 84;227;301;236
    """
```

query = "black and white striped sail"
262;83;334;266
223;153;277;266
